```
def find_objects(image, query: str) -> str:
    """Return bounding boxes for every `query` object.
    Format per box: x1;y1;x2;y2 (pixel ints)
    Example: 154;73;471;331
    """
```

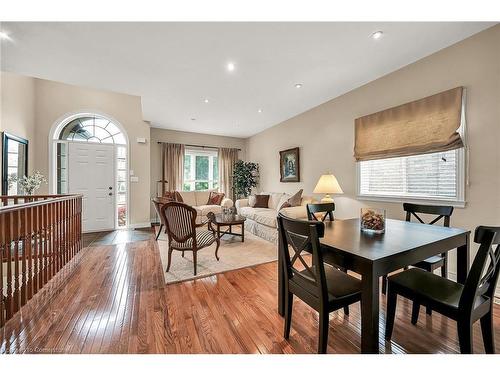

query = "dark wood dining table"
277;218;470;354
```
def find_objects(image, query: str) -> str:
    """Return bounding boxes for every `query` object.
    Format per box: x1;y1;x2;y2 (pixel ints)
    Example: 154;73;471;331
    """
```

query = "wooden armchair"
161;201;220;276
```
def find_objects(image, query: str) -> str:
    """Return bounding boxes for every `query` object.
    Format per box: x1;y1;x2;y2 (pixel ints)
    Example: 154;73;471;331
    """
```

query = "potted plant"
8;171;48;195
232;160;259;200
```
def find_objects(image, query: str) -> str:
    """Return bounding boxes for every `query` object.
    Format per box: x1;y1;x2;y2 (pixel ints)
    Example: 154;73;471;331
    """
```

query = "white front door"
68;142;115;232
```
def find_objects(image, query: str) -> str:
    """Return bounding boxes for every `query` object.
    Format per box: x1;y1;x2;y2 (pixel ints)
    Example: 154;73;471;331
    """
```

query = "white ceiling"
0;22;495;138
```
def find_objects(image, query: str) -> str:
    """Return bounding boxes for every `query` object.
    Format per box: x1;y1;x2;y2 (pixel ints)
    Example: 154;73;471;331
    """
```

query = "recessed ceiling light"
257;109;263;113
204;98;209;103
371;31;384;40
191;118;196;121
226;62;235;72
295;83;303;89
0;31;10;40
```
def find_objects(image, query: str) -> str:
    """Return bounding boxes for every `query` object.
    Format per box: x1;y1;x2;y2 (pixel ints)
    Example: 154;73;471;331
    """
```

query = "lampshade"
313;174;344;194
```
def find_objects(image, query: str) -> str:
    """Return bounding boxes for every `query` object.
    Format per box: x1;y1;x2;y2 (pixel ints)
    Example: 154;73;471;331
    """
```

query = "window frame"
356;147;466;208
183;147;219;191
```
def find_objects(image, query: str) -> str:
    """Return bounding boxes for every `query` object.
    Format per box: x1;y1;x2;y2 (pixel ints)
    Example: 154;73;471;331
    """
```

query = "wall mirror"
2;132;29;195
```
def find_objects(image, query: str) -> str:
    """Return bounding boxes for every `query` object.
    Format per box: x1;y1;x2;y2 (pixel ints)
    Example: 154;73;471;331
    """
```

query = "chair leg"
385;285;397;340
193;251;197;276
166;246;173;272
284;292;293;339
441;252;448;279
480;311;495;354
382;275;387;295
182;251;185;258
457;320;473;354
155;224;163;240
215;238;220;261
318;309;329;354
426;306;432;316
411;301;420;325
343;305;349;316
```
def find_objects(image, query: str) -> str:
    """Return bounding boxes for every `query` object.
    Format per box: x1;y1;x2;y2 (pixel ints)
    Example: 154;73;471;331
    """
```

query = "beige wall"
1;72;151;226
150;127;246;219
33;79;151;227
246;25;500;287
0;72;36;176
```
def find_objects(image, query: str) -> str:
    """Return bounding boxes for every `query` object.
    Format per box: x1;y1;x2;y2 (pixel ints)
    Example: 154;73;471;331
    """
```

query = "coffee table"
209;213;247;242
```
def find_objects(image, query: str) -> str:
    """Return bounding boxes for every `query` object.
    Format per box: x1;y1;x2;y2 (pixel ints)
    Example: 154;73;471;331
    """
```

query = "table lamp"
313;173;343;203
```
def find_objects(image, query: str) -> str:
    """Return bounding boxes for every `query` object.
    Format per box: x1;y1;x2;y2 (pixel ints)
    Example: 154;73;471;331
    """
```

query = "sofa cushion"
248;208;277;228
194;189;215;206
179;191;196;206
280;205;308;220
195;204;222;218
262;192;285;210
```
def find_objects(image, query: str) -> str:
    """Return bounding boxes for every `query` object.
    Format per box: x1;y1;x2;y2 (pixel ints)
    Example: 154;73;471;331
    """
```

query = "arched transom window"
59;116;126;145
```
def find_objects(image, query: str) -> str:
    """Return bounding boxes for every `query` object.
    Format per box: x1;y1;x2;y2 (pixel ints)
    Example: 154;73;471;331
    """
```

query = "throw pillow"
279;201;292;210
248;195;257;207
207;191;225;205
174;191;184;203
163;191;177;202
288;189;303;207
253;194;270;208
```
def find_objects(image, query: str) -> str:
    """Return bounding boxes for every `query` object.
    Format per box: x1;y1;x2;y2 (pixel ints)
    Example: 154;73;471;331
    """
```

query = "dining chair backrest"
460;226;500;311
306;202;335;222
162;202;197;244
152;197;170;225
277;213;327;303
403;203;454;227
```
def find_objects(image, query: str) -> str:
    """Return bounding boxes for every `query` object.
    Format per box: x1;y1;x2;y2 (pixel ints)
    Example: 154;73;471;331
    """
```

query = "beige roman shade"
354;87;465;161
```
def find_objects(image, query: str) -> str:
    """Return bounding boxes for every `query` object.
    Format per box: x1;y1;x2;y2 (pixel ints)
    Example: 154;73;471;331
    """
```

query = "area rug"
156;227;277;284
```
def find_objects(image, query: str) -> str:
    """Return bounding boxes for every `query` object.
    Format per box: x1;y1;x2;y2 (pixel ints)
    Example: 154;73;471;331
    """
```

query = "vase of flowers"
8;171;48;195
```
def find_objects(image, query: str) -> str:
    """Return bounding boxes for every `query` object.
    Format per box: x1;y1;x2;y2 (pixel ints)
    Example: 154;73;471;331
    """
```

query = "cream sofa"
235;192;312;243
178;189;233;224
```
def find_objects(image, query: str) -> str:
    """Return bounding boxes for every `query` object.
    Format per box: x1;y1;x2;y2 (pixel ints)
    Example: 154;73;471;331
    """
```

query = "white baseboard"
127;222;151;230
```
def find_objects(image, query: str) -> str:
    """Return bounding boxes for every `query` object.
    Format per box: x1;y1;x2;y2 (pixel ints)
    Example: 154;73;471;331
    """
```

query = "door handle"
109;186;113;190
109;192;113;196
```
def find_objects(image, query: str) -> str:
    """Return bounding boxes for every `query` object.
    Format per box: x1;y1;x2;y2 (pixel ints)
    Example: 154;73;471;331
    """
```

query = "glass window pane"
117;181;127;193
184;155;192;180
113;133;126;145
195;181;209;191
94;126;111;140
212;156;218;181
117;205;127;227
80;118;94;127
7;140;19;152
102;136;113;144
117;158;126;170
95;118;110;128
183;183;191;191
195;156;209;180
117;193;126;204
117;170;127;182
117;146;126;158
105;122;121;135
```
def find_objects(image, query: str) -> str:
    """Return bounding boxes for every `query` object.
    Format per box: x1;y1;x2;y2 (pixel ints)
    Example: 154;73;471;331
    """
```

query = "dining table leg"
278;234;285;316
361;267;379;353
456;233;470;283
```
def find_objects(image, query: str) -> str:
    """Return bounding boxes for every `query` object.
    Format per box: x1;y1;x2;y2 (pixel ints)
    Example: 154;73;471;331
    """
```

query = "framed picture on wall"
279;147;300;182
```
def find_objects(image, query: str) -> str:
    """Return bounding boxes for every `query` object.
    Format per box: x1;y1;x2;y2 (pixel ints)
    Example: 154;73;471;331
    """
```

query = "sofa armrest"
221;197;234;208
279;205;308;220
235;198;249;213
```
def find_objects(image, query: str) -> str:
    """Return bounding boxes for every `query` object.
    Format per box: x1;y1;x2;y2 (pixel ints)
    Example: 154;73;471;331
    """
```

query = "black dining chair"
382;203;454;303
385;225;500;354
277;213;362;353
306;202;335;222
307;202;350;315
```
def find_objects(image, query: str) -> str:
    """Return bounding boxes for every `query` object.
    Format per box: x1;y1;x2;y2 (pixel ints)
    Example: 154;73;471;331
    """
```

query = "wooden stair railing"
0;194;83;327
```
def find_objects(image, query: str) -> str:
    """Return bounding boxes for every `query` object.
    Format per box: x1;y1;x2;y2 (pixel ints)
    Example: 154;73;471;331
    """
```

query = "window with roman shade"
355;87;466;205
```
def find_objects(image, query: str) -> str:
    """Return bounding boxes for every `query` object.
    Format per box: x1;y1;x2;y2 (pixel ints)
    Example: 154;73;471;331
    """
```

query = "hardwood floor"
1;229;499;354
